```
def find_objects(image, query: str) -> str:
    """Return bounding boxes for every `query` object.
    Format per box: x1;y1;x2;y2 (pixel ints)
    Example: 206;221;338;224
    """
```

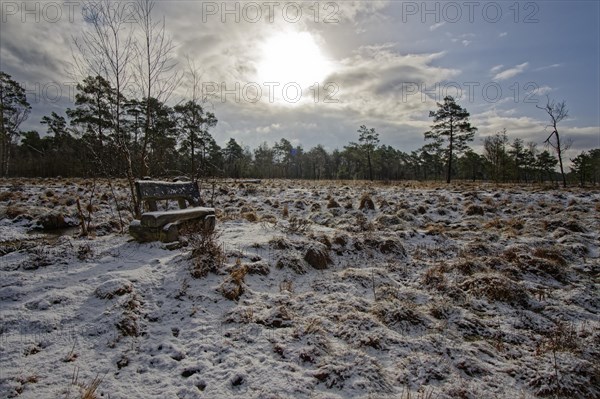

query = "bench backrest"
136;180;201;211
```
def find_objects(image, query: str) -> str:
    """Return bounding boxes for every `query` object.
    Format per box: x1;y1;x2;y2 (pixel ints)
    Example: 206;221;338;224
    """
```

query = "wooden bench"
129;180;216;243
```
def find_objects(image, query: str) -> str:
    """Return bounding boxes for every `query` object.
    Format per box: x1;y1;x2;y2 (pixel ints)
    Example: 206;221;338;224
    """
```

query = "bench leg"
129;221;179;243
130;215;216;243
161;223;179;243
203;215;216;232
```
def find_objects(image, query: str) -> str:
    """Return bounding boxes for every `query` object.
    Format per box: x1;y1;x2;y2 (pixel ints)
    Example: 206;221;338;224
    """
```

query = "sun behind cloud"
256;31;333;90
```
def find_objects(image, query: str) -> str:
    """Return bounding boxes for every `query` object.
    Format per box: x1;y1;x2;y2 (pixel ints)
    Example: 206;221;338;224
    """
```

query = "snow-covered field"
1;178;598;399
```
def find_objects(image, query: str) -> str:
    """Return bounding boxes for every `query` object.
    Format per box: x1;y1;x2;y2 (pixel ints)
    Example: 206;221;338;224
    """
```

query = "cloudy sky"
1;0;599;157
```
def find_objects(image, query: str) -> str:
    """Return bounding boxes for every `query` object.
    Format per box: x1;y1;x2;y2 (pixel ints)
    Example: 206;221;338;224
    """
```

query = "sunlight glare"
257;31;332;90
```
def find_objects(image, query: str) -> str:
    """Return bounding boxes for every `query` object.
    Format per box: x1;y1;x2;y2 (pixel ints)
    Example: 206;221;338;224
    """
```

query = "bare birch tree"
133;0;181;175
537;97;570;188
72;0;140;215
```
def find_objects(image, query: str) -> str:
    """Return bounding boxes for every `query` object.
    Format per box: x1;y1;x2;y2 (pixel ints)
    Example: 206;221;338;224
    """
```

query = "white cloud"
462;40;471;47
490;64;504;74
493;62;529;80
499;32;508;37
429;22;446;31
532;85;553;96
534;63;563;72
334;0;389;22
256;124;281;134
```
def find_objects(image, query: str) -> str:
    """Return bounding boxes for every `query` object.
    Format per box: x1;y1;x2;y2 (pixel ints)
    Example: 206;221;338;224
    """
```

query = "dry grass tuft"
0;190;19;201
283;216;312;234
543;219;586;233
276;253;306;274
453;259;485;275
355;213;374;231
523;256;567;282
313;234;332;248
422;264;448;290
372;299;427;330
282;203;289;218
270;236;291;249
116;312;140;337
460;273;529;306
304;243;332;270
533;247;568;266
279;279;293;293
359;193;375;210
220;265;247;301
327;198;340;208
189;227;225;278
464;204;484;216
332;234;348;247
80;374;102;399
230;264;248;285
242;211;258;222
5;205;28;219
484;217;503;229
538;321;580;354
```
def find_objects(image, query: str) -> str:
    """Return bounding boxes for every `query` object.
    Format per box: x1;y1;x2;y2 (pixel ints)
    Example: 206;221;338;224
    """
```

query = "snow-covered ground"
1;178;598;398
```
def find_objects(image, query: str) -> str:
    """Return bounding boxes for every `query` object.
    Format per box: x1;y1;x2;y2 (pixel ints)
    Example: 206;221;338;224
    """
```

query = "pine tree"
357;125;379;181
223;138;244;178
424;96;477;183
174;101;217;178
0;71;31;176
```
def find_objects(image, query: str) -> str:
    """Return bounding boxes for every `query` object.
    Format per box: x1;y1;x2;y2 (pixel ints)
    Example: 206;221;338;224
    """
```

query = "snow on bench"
129;180;215;243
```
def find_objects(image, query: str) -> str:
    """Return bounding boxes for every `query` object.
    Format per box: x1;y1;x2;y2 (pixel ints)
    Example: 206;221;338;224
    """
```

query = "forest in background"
2;69;599;186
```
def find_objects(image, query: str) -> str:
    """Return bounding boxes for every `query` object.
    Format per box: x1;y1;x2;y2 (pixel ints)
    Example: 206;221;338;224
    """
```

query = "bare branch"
537;96;570;187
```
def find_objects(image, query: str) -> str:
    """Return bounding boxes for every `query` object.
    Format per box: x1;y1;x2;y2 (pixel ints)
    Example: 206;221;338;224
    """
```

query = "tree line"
1;71;599;186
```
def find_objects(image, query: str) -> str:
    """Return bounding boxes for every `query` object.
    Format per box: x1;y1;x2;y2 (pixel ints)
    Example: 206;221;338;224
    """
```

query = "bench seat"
140;207;215;228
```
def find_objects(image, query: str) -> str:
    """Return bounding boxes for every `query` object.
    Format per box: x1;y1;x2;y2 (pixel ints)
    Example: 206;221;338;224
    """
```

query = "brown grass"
284;216;312;234
5;205;28;219
282;203;289;218
422;263;449;290
0;190;19;201
327;198;340;208
464;204;484;216
359;193;375;210
80;375;102;399
220;264;247;301
242;211;258;222
533;247;567;266
460;273;529;306
189;227;225;278
304;244;332;270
